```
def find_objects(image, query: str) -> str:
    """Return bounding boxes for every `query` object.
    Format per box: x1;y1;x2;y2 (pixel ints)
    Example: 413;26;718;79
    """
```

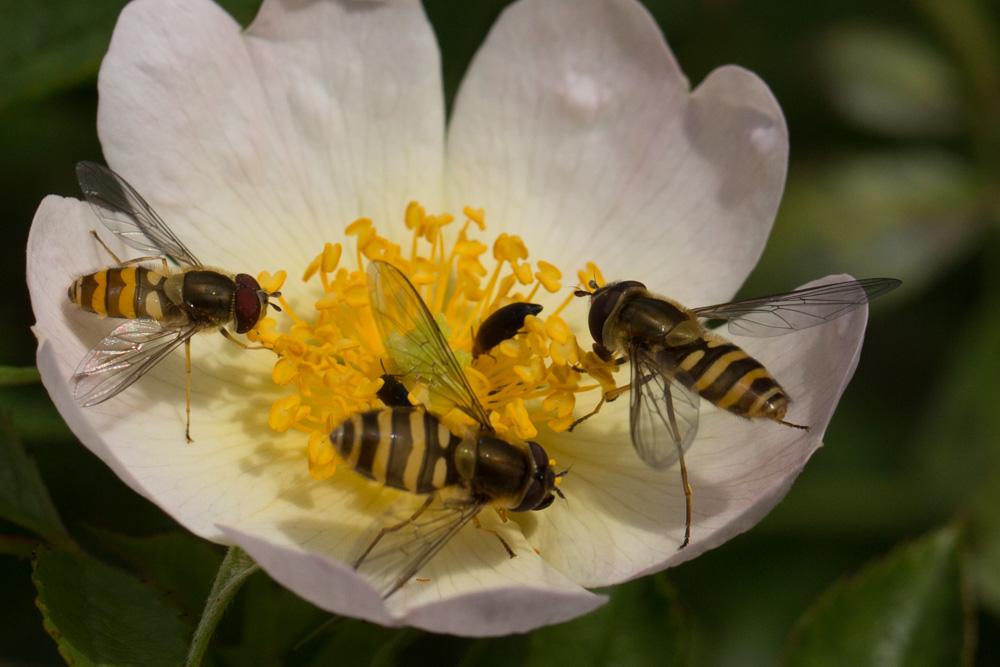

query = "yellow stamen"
258;204;623;479
257;270;286;294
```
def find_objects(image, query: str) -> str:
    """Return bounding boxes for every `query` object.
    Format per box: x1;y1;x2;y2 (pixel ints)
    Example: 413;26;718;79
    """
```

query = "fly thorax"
664;318;702;347
615;295;684;346
469;435;529;507
180;270;235;326
453;437;478;484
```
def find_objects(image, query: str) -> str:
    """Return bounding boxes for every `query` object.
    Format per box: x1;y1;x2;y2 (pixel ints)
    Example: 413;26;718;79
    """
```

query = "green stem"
0;366;41;386
185;545;259;667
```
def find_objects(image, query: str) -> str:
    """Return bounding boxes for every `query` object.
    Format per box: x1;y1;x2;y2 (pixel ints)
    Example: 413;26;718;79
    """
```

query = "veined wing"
73;319;201;406
366;260;492;428
76;161;201;267
629;345;700;470
353;498;487;599
692;278;900;337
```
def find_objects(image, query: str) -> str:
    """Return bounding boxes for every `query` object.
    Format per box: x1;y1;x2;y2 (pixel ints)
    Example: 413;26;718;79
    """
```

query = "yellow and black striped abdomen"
68;267;179;322
669;335;789;421
330;407;461;494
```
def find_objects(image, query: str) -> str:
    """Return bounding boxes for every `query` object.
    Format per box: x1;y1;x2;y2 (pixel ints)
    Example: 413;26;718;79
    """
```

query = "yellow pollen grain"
272;358;299;385
322;243;342;273
308;431;338;480
535;261;562;292
545;316;572;344
258;270;287;294
464;206;485;228
302;256;322;282
577;262;605;289
270;395;302;432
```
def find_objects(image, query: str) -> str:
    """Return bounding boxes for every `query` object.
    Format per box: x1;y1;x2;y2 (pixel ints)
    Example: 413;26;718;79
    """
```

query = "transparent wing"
367;260;492;428
76;161;201;267
692;278;901;337
73;319;201;406
354;498;487;599
629;345;700;470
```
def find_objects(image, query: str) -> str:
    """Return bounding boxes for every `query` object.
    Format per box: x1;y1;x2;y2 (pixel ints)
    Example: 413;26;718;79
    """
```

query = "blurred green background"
2;0;998;665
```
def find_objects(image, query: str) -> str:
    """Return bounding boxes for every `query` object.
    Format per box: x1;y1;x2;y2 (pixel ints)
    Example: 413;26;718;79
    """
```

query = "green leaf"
966;480;1000;619
0;413;70;547
910;275;1000;514
33;549;189;667
0;533;39;558
0;0;125;109
785;527;969;667
0;0;263;110
0;366;40;386
217;572;330;666
303;620;420;667
753;149;980;298
821;24;962;138
522;576;689;667
85;528;223;618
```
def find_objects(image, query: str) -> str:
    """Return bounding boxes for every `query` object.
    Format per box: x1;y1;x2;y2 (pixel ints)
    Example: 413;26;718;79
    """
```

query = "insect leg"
473;513;516;559
779;419;810;431
219;327;268;350
89;231;169;270
664;384;692;549
89;230;123;264
354;495;435;570
568;382;631;431
184;337;193;443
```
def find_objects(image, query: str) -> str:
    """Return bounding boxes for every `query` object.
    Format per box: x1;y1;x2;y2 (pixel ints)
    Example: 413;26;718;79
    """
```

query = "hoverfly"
575;276;901;548
67;162;280;441
332;260;563;598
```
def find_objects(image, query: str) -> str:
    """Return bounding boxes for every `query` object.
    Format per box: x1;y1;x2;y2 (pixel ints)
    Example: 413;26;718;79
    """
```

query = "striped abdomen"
666;334;789;421
330;407;461;494
68;267;181;322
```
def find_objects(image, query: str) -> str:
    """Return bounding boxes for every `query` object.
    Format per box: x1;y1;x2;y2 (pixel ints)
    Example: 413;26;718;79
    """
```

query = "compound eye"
588;290;617;346
234;273;263;333
587;281;645;345
513;480;547;512
527;441;549;469
534;493;555;510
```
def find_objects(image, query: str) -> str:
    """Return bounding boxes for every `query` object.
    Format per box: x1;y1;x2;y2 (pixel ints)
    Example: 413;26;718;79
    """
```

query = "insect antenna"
553;466;571;500
265;290;283;312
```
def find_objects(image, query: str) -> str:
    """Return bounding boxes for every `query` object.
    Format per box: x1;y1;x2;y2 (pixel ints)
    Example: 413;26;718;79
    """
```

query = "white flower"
26;0;869;636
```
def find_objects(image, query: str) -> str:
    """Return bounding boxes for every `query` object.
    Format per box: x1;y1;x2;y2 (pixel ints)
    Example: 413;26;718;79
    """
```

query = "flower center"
250;203;620;481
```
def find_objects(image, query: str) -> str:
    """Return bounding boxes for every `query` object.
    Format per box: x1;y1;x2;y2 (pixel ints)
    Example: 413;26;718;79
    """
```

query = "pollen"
255;204;622;480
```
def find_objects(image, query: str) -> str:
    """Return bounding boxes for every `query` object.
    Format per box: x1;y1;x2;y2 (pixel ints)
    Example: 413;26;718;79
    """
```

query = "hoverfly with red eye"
333;260;564;599
574;276;900;548
67;162;281;442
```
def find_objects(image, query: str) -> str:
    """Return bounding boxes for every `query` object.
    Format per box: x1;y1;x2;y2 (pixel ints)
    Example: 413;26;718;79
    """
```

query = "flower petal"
29;195;298;539
446;0;787;306
222;513;606;636
527;276;868;585
98;0;444;273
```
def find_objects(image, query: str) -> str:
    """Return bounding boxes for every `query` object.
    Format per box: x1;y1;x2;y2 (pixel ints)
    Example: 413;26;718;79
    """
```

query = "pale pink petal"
447;0;787;307
29;196;300;539
526;276;868;585
98;0;444;275
223;515;605;636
